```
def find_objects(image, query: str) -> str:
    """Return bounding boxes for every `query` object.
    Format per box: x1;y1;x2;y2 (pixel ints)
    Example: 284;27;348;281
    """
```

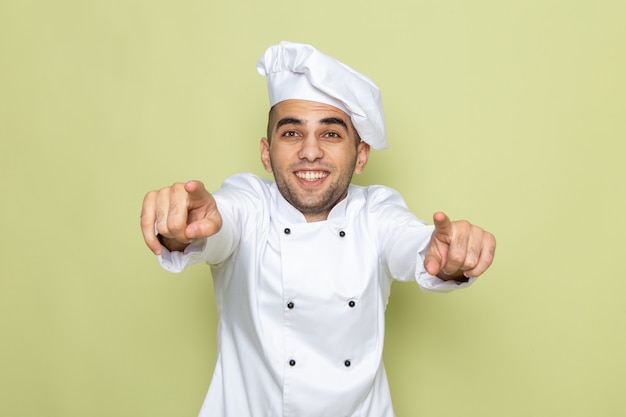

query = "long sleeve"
156;173;272;273
157;238;209;273
365;185;475;293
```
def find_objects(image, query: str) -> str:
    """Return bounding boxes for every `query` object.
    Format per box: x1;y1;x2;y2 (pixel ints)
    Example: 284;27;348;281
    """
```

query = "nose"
298;134;323;162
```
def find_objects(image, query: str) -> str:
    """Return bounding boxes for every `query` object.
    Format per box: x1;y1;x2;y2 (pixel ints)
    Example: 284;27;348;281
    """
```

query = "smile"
295;171;328;181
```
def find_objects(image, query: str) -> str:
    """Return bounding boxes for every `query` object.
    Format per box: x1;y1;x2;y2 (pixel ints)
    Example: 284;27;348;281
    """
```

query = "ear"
260;137;273;173
354;141;370;174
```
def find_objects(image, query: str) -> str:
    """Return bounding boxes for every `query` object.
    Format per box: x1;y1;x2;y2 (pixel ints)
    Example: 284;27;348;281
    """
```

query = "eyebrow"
275;116;349;131
276;117;303;129
320;117;348;131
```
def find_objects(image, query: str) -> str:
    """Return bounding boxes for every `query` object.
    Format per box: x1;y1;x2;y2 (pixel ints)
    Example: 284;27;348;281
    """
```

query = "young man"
140;41;496;417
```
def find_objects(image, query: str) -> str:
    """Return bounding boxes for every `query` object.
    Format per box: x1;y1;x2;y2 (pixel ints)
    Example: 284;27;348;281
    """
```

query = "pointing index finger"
184;180;210;205
433;211;452;234
184;180;203;194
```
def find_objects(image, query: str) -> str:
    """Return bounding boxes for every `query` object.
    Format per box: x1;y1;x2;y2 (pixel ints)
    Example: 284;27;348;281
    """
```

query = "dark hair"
266;106;277;142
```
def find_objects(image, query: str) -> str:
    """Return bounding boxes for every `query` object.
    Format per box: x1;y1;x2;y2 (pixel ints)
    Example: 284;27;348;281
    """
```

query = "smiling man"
140;41;496;417
260;100;370;222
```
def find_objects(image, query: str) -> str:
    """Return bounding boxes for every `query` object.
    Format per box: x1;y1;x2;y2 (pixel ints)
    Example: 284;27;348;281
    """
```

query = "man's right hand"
140;181;222;255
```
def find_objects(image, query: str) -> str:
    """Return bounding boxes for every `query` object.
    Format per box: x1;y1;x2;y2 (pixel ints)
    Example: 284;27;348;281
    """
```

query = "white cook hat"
256;41;388;150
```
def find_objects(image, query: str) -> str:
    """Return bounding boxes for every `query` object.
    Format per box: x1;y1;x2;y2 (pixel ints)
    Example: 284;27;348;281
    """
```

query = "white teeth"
296;171;327;181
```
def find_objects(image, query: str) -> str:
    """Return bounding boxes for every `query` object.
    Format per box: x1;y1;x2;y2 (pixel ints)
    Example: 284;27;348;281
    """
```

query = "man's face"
261;99;370;222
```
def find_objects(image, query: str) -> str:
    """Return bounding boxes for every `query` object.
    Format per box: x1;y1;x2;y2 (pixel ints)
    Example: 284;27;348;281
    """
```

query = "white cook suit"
159;173;473;417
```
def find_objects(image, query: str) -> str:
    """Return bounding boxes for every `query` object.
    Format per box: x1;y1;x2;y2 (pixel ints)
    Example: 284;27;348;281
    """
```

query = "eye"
282;130;300;138
323;131;342;139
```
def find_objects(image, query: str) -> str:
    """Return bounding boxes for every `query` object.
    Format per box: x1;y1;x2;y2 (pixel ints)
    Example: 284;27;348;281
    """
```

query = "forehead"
272;99;354;127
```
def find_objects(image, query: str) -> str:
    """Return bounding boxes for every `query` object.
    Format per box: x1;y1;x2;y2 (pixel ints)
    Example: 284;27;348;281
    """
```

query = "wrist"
157;234;190;252
436;271;470;283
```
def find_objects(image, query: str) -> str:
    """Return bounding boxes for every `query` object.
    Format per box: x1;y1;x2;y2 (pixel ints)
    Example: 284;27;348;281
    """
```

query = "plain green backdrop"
1;0;625;416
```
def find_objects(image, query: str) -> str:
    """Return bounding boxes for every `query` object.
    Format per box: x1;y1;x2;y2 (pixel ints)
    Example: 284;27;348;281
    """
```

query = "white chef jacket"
159;173;473;417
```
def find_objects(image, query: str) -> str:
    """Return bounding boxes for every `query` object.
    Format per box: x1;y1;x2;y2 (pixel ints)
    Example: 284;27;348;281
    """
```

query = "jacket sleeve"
367;186;475;293
157;173;268;273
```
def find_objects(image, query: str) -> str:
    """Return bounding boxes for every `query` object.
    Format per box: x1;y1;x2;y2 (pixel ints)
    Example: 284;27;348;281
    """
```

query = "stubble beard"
271;158;356;218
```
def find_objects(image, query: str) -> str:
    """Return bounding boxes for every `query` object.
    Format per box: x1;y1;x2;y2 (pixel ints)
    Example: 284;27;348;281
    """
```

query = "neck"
303;211;330;223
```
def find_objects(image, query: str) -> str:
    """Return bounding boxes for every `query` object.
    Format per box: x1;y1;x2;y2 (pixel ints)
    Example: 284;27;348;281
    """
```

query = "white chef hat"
256;41;388;150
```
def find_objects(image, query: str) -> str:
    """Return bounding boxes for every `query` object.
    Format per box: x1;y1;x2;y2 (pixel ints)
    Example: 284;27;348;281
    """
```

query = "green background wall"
1;0;625;416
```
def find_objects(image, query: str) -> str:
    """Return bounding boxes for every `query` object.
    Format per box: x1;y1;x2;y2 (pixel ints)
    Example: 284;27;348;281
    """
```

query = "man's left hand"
424;212;496;281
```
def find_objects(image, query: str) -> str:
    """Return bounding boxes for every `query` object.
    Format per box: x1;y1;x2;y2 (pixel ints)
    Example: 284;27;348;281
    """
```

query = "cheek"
269;147;293;168
340;148;360;170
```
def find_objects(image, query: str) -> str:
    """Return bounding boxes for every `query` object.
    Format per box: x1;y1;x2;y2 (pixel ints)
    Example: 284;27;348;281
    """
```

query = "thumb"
185;216;222;240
